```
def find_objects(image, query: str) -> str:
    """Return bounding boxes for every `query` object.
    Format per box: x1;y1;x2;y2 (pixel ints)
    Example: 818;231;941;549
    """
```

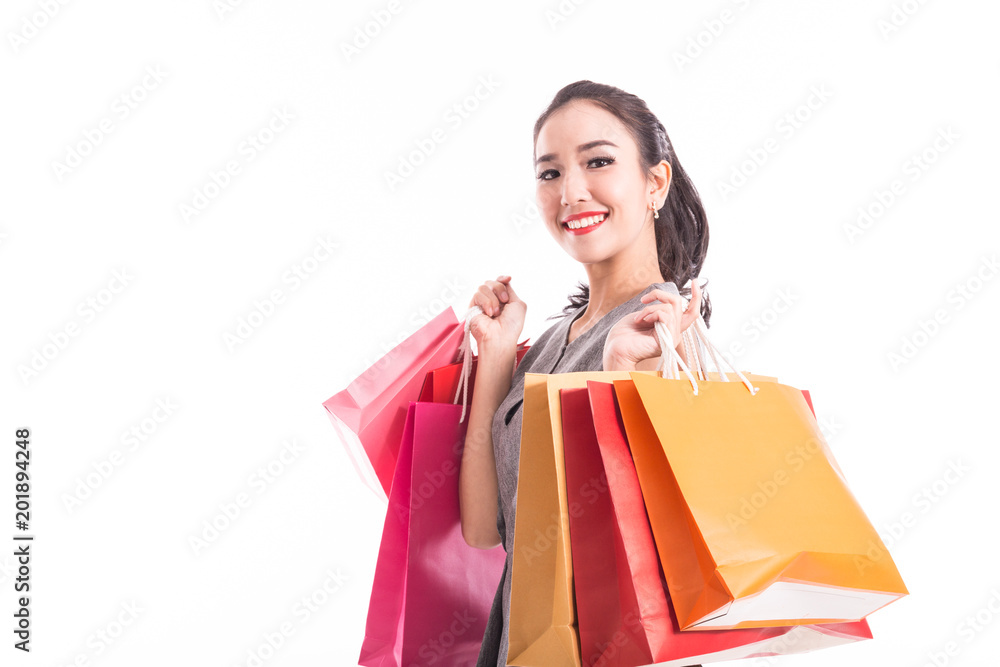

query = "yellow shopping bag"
618;369;908;631
507;371;639;667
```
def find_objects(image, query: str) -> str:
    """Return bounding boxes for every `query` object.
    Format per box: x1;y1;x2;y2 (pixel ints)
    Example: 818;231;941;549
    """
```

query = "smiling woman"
457;80;711;667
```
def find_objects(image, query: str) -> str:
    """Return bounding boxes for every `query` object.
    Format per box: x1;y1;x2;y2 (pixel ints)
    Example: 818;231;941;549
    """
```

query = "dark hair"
534;80;713;327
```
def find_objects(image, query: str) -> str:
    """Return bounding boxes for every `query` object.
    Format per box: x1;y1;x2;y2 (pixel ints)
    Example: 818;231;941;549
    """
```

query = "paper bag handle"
655;313;759;396
452;306;484;423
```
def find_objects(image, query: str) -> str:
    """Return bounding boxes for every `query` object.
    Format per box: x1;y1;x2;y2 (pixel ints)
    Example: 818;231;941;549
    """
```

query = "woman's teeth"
566;213;607;229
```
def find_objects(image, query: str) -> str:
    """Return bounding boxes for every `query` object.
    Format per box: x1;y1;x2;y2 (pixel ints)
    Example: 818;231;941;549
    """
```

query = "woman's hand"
603;282;702;371
468;275;527;350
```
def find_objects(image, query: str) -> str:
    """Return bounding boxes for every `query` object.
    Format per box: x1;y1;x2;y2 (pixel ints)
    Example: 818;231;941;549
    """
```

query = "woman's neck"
578;246;665;326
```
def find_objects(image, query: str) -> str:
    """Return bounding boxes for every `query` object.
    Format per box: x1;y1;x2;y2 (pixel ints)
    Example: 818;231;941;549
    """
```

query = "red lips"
561;210;609;224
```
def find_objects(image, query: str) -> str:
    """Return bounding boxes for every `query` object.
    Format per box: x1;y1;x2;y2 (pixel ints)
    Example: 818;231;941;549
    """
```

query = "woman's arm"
458;338;516;549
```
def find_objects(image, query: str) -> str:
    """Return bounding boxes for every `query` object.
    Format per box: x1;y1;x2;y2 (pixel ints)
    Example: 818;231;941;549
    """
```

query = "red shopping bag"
418;341;531;403
560;380;873;666
562;385;667;666
323;308;465;498
359;400;506;667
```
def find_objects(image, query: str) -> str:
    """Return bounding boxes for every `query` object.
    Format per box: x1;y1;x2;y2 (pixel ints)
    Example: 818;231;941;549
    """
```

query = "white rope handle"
696;316;728;382
453;306;483;423
646;278;755;397
692;315;759;396
682;326;706;381
653;320;699;395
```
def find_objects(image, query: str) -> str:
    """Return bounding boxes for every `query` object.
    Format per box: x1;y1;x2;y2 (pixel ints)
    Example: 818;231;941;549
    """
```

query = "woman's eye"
537;156;614;181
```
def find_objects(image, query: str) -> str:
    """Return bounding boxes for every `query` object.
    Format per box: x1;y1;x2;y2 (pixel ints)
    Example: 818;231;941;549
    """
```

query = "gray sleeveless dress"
475;281;682;667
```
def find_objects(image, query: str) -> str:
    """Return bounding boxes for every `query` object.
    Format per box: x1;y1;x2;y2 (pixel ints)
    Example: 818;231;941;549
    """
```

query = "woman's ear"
649;160;672;206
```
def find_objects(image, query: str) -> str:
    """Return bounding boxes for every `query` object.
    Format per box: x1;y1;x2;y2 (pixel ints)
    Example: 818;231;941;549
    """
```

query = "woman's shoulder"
644;281;679;296
521;307;576;356
612;281;681;317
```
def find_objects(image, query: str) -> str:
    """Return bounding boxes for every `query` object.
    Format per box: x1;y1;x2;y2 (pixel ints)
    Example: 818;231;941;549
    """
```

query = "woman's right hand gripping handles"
458;275;526;550
467;275;526;350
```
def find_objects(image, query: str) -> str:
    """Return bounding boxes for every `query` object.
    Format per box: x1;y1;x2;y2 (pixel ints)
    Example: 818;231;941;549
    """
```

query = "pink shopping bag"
359;400;506;666
323;308;466;498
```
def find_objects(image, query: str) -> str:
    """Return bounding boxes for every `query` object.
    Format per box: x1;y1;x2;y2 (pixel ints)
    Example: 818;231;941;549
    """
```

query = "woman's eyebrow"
535;139;619;166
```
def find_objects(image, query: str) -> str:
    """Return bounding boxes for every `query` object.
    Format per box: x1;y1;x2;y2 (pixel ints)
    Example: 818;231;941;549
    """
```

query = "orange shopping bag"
615;318;908;631
562;380;873;667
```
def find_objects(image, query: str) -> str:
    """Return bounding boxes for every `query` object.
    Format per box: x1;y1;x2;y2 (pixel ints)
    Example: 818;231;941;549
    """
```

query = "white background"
2;0;998;665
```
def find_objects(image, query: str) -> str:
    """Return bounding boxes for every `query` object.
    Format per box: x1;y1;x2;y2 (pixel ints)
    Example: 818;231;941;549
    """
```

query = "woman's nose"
560;166;590;206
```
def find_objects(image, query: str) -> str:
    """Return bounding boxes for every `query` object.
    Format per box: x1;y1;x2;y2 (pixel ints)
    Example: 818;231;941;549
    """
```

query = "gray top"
475;281;680;667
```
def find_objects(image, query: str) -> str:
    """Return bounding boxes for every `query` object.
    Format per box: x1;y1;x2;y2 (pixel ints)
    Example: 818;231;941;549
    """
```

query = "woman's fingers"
498;276;521;304
640;289;685;306
642;290;684;318
491;277;509;303
476;284;501;317
638;285;702;331
680;280;702;331
635;290;683;322
471;276;517;318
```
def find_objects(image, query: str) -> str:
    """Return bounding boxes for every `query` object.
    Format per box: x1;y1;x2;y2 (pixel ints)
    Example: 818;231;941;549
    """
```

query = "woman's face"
534;99;665;266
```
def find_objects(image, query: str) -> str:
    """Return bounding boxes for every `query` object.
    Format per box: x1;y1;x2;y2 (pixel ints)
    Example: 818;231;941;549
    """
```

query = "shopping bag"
564;379;873;666
509;371;650;667
359;400;506;667
618;370;908;631
509;367;780;667
323;308;466;498
562;383;669;666
418;341;531;404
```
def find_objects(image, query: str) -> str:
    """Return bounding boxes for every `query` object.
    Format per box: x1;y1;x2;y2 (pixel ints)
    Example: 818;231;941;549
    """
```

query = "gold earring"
651;201;659;219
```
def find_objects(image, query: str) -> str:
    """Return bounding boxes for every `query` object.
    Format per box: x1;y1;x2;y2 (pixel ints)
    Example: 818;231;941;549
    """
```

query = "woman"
459;79;709;667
